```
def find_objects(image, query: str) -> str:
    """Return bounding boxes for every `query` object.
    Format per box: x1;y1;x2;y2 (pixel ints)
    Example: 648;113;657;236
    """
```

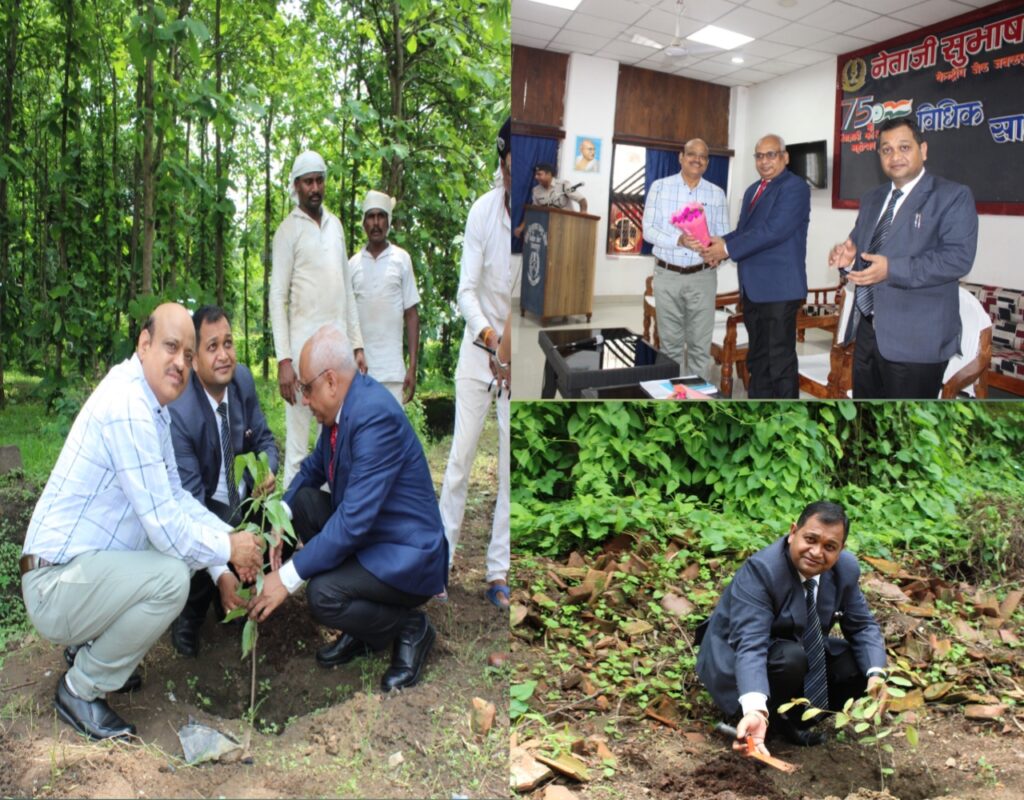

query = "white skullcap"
288;151;327;204
362;190;396;225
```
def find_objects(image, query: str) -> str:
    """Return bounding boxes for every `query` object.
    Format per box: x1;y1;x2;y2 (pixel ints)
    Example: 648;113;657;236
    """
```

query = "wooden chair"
642;276;659;349
709;291;748;398
798;287;992;398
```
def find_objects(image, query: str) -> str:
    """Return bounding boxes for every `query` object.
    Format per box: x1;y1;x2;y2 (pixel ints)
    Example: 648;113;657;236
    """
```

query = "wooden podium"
519;205;599;324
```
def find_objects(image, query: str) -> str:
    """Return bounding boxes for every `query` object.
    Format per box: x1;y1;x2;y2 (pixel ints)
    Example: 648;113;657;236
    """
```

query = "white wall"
560;53;655;298
741;60;1023;289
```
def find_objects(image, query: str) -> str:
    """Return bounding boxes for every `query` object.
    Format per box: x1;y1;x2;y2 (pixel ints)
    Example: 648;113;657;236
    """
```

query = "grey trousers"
21;549;190;700
652;265;718;380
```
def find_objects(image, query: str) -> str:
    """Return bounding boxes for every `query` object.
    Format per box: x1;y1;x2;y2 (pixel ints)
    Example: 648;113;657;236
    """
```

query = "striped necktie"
749;179;768;207
217;402;239;514
854;188;902;317
328;424;338;483
802;578;830;710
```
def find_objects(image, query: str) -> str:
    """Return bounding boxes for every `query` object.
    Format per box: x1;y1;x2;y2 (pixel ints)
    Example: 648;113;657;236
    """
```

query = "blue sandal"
486;583;511;609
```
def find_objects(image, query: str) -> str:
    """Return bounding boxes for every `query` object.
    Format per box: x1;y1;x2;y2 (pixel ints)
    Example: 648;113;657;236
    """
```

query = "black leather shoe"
54;674;136;741
170;616;200;658
770;715;827;747
64;646;142;694
380;612;436;692
316;634;373;668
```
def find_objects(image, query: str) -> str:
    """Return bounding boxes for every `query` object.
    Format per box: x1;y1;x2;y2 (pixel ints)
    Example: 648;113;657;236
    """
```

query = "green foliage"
512;402;1024;562
510;680;538;721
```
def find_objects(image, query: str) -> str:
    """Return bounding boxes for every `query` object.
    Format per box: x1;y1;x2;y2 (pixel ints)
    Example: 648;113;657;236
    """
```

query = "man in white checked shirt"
20;303;263;742
642;139;730;380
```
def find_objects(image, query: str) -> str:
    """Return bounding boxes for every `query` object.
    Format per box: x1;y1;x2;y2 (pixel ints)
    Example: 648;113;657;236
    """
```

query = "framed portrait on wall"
574;135;601;172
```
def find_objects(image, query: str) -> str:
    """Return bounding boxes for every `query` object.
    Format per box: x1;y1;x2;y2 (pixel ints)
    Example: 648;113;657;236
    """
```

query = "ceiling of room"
511;0;994;87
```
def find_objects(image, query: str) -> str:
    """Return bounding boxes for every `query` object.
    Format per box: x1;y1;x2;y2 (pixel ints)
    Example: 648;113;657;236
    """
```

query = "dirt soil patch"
0;425;509;799
516;711;1024;800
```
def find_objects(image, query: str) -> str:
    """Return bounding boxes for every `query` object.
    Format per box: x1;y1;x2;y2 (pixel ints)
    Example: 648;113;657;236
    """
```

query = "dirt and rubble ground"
0;423;509;799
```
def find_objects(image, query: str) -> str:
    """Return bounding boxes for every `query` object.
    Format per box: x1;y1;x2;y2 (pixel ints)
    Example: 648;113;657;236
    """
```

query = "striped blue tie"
217;402;239;515
803;579;829;710
854;188;902;317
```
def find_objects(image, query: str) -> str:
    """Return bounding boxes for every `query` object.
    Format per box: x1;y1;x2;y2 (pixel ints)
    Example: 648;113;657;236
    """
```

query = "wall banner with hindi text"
833;0;1024;215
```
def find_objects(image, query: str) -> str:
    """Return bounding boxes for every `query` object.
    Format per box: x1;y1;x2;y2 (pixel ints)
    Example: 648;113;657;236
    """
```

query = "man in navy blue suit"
829;117;978;398
704;135;810;398
696;501;887;756
168;305;279;656
248;322;447;692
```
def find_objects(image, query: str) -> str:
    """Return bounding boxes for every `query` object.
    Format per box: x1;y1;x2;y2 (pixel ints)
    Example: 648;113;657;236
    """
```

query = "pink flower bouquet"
670;202;711;248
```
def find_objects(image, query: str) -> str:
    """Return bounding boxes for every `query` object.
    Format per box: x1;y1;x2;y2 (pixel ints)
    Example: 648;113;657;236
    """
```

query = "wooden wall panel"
512;45;569;133
614;65;731;152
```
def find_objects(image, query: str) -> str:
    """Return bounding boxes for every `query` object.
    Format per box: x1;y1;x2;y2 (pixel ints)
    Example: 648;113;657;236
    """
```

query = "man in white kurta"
270;151;365;487
349;190;421;405
439;119;512;607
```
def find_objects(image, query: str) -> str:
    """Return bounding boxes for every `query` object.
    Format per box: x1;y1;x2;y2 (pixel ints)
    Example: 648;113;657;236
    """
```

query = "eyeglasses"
754;151;783;161
297;369;330;398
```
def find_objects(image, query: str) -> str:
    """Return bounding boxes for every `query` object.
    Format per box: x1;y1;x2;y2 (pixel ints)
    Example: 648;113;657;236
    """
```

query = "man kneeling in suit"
248;322;447;691
696;501;887;755
168;305;279;656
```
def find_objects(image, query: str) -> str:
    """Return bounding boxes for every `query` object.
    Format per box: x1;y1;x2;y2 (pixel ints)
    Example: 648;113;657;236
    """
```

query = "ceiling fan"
633;0;722;60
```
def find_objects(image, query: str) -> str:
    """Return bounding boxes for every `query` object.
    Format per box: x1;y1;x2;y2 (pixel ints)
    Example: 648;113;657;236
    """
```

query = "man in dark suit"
696;501;886;756
704;135;810;398
168;305;279;656
248;322;447;692
829;117;978;398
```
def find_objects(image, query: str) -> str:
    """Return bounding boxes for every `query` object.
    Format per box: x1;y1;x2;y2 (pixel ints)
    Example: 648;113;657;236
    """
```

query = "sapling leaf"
223;606;248;622
242;619;256;659
890;676;913;687
905;725;919;746
854;721;871;733
886;686;906;698
801;707;827;721
834;712;849;728
256;571;264;595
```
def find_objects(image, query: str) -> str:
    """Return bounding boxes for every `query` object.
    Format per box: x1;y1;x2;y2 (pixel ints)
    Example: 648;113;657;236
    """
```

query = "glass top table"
537;327;681;399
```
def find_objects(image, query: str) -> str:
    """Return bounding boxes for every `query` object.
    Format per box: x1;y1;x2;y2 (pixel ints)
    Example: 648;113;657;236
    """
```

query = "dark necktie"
854;188;902;317
217;402;239;513
328;424;338;483
749;179;768;207
802;578;829;710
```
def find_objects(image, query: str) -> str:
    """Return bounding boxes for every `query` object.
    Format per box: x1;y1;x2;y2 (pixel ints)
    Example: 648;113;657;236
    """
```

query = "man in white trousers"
270;150;366;487
439;118;512;608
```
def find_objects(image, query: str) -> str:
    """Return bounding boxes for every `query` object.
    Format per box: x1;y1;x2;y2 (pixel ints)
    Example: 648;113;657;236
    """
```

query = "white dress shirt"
456;184;511;383
643;174;730;267
270;205;364;364
349;243;420;383
24;355;232;570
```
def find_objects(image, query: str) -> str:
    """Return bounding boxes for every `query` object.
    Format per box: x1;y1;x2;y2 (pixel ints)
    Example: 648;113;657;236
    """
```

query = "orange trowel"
713;723;800;773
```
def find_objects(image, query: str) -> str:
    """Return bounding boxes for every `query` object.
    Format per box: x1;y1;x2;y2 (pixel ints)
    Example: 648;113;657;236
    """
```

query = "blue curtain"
641;148;730;254
511;134;558;254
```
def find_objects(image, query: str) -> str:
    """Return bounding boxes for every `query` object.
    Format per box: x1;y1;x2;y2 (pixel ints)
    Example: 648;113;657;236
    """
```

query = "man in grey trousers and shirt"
20;303;262;741
642;138;729;380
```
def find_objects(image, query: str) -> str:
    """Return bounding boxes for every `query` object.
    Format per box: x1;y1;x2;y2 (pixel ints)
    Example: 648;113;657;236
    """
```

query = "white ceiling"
511;0;994;87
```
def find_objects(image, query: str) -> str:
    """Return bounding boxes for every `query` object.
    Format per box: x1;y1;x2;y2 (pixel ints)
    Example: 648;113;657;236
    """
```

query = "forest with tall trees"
0;0;509;407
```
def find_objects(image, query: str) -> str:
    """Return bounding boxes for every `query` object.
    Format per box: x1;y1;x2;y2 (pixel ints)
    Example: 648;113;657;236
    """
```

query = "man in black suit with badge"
168;305;279;656
696;501;887;755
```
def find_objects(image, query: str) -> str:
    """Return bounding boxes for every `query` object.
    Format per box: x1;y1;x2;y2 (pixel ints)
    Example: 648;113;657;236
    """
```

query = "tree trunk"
213;0;224;305
0;0;20;406
242;170;250;364
55;0;76;381
141;0;156;296
386;0;405;199
261;98;273;380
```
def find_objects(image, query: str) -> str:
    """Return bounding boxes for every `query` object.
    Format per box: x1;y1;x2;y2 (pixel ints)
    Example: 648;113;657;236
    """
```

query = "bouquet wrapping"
670;202;711;248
